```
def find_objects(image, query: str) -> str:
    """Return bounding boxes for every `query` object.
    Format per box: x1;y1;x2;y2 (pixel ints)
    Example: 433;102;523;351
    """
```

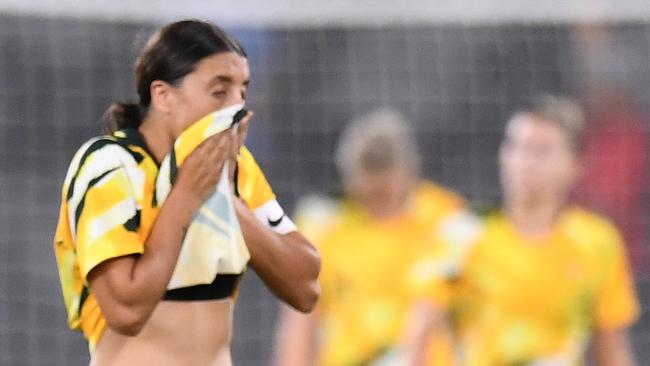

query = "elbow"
274;233;322;313
292;280;321;313
295;249;321;313
105;306;148;336
286;254;321;313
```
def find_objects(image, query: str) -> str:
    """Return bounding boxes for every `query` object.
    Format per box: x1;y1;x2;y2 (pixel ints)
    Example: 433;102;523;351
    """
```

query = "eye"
212;90;227;99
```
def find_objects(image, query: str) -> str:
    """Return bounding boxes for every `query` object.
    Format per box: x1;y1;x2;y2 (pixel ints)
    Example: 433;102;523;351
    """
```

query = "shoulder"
565;207;620;239
294;195;341;229
416;181;465;205
412;181;466;218
67;131;145;175
294;194;350;246
63;133;142;197
65;136;119;181
563;206;624;252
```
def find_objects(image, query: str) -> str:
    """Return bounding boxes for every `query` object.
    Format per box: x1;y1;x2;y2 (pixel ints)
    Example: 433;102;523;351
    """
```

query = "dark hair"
104;20;246;132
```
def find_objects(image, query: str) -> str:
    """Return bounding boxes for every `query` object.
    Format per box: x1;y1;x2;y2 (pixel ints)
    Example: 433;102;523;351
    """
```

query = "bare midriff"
91;298;234;366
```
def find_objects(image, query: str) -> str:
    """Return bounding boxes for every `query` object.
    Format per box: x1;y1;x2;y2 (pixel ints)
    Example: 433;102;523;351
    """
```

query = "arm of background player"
234;197;321;312
273;304;320;366
401;301;450;366
593;329;636;366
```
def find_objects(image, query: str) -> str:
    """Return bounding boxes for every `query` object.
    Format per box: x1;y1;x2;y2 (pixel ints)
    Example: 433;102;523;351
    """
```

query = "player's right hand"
174;130;234;207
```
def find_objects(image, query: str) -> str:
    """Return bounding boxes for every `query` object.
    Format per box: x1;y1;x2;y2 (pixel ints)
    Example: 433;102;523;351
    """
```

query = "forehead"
506;113;567;144
191;52;249;82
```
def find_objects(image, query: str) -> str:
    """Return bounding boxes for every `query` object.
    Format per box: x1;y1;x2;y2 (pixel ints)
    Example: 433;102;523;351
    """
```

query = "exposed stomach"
91;298;234;366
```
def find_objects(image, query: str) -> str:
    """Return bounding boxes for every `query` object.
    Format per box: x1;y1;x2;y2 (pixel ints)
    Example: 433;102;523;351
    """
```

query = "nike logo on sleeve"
254;200;297;234
268;215;285;227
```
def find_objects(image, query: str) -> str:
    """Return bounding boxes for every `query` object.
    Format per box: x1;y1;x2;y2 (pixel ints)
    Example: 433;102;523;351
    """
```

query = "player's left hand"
229;110;254;183
235;110;253;153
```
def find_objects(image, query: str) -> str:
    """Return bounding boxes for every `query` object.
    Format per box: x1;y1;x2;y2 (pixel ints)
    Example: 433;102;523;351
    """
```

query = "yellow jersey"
421;207;639;365
298;182;468;366
53;127;291;351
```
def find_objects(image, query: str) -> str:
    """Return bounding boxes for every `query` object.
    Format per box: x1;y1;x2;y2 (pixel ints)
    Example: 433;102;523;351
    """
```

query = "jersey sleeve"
67;143;144;281
236;146;297;234
593;225;640;330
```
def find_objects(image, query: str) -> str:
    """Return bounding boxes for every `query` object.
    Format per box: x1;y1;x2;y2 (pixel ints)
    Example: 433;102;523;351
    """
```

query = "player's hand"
235;111;253;153
173;130;234;209
229;111;254;182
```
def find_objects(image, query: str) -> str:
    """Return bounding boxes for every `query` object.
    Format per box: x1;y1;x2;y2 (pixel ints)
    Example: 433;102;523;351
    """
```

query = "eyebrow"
207;75;250;88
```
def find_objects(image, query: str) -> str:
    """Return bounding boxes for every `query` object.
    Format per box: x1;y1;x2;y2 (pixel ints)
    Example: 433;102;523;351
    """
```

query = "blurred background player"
404;95;639;366
274;108;475;366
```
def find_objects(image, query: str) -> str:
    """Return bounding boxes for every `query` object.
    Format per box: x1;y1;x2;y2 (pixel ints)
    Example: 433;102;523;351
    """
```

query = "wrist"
168;186;203;220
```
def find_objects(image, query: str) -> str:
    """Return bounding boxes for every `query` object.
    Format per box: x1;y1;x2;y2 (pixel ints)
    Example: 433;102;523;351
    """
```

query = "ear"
149;80;175;114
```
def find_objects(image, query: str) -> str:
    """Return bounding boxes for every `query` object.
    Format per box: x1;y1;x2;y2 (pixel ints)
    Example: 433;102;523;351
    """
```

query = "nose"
224;95;244;109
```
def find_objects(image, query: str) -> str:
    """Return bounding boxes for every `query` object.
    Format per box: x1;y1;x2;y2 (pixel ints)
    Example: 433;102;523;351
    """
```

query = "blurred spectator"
572;88;649;275
273;108;474;366
404;96;639;365
572;24;650;275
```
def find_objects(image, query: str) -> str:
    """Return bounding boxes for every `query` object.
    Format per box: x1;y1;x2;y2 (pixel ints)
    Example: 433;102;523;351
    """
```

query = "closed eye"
212;90;227;99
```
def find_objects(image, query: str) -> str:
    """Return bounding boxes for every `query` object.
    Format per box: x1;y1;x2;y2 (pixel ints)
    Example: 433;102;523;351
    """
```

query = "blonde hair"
519;95;587;154
336;108;420;182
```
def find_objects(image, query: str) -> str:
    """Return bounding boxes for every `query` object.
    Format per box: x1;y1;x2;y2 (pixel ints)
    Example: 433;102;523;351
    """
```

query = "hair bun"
103;102;145;132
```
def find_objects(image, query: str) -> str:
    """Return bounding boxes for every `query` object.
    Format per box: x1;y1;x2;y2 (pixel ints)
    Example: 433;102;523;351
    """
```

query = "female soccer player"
274;109;472;366
404;96;639;365
53;20;320;365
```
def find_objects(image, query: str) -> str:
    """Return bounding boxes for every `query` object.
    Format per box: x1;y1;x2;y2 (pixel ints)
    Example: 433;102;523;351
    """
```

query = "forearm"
594;329;636;366
92;187;199;330
274;305;319;366
128;189;198;304
402;302;447;366
234;198;320;312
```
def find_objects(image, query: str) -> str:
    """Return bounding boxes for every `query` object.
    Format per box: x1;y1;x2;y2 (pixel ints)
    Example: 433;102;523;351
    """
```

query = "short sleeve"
594;227;640;330
237;146;296;234
236;146;276;209
69;149;144;281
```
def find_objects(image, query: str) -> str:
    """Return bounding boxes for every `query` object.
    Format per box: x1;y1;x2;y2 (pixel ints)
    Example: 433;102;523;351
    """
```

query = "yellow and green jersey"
414;207;640;365
53;127;292;351
298;182;470;366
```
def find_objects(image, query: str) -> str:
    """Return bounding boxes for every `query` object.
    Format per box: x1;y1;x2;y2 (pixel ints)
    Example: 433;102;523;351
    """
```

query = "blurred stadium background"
1;1;650;364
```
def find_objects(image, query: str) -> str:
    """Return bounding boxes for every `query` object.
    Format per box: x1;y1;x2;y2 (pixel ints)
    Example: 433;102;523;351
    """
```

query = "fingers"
210;133;233;171
205;130;230;150
238;111;253;135
174;129;241;206
181;131;232;181
236;111;253;150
